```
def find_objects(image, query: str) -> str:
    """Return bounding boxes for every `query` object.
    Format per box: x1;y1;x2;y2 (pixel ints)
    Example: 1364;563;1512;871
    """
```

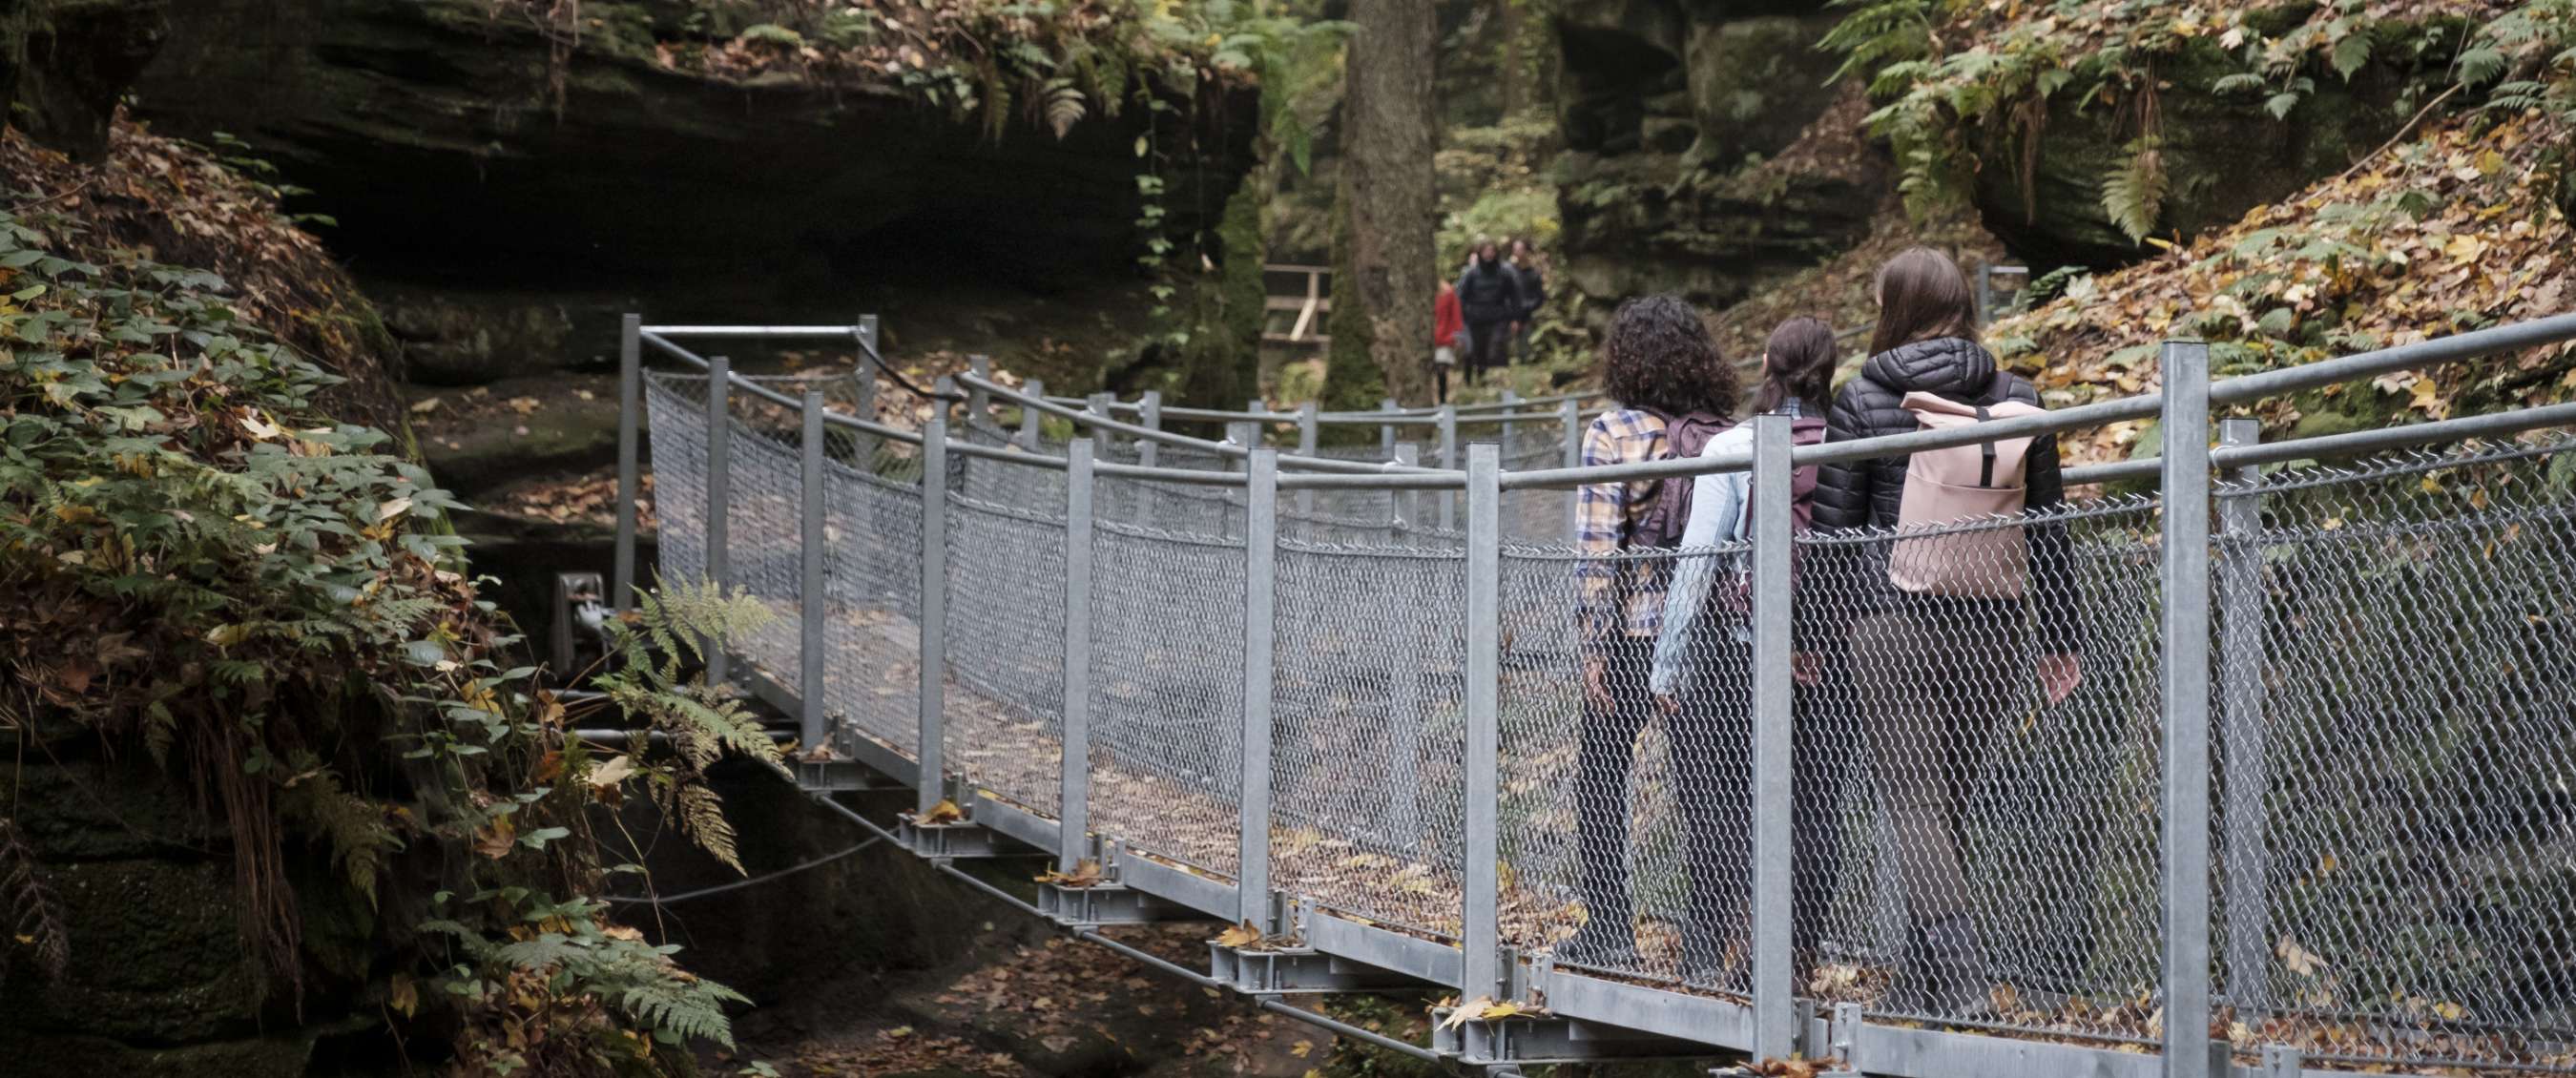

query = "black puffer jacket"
1813;337;2080;650
1456;261;1522;325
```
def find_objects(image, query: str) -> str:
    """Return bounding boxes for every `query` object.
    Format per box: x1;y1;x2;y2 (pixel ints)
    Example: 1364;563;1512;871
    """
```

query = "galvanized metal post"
2159;339;2215;1078
1748;415;1796;1062
1061;441;1095;871
703;356;732;686
1138;390;1162;469
1018;378;1046;448
1391;444;1422;539
1296;402;1319;518
1239;448;1279;930
1438;405;1460;532
1086;392;1113;459
1560;399;1584;544
1500;390;1521;455
2216;416;2269;1021
1380;397;1400;458
851;317;880;465
918;407;950;819
1245;400;1267;448
613;313;642;610
799;389;828;751
1463;444;1503;999
1225;420;1257;542
966;354;991;431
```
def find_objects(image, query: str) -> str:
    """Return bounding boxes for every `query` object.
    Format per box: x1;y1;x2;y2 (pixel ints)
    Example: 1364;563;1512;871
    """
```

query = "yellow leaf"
205;623;252;647
1480;1001;1524;1021
2276;937;2327;978
376;497;413;522
1214;921;1262;948
920;798;966;824
1440;997;1494;1030
2433;1001;2466;1021
390;973;419;1018
587;755;637;788
1290;1040;1313;1058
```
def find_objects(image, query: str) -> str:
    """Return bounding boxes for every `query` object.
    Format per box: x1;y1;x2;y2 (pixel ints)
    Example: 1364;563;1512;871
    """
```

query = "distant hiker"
1506;238;1547;362
1813;246;2082;1019
1456;238;1522;386
1647;315;1844;986
1434;279;1464;370
1562;294;1741;968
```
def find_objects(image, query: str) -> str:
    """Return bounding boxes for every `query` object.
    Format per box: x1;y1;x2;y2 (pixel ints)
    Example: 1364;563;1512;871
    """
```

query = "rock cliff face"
1550;0;1877;332
130;0;1256;383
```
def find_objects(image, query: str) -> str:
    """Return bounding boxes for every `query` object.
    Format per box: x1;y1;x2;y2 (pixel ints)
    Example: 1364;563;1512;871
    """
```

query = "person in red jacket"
1434;280;1465;366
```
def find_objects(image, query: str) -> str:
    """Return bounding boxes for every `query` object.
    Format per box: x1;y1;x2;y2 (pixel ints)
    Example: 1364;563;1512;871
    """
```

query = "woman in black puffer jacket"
1812;248;2083;1020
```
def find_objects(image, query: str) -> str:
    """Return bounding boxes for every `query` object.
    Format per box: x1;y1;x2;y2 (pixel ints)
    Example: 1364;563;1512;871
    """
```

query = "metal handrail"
957;373;1445;477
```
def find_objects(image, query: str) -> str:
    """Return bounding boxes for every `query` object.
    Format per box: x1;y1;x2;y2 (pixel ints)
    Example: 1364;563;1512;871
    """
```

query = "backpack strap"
1977;371;2016;487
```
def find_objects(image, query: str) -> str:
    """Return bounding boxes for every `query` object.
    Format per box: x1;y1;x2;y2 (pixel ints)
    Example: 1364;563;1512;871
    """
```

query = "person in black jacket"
1506;238;1547;362
1811;247;2083;1020
1456;239;1522;384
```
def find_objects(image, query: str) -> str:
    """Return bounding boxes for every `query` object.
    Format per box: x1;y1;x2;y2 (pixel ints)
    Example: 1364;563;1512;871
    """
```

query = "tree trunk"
1499;0;1527;117
1342;0;1438;406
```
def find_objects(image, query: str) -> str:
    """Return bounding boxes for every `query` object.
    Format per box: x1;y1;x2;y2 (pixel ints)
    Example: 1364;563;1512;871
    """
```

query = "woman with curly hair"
1560;294;1741;967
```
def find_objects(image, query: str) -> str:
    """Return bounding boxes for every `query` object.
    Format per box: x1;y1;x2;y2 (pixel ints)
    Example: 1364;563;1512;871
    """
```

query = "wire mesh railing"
621;313;2576;1076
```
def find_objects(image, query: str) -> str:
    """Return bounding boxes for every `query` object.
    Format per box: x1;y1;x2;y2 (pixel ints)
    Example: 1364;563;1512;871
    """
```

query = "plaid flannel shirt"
1575;408;1670;643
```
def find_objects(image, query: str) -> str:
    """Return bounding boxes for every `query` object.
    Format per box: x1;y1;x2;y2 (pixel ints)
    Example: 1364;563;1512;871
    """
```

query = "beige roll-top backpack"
1888;373;2046;598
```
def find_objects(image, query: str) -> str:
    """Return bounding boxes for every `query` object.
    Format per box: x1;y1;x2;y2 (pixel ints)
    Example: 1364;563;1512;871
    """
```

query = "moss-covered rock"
1965;22;2478;266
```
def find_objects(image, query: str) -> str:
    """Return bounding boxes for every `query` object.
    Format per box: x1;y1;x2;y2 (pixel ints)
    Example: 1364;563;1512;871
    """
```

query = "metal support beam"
1501;390;1521;456
1391;444;1423;535
1061;441;1095;871
851;316;880;463
1381;398;1400;457
1138;390;1164;468
966;354;992;428
1439;406;1460;532
1018;378;1047;448
1297;402;1319;518
1087;392;1114;459
704;356;732;686
1748;415;1796;1062
1464;443;1503;1000
1239;448;1278;929
613;313;642;610
799;389;828;750
919;402;950;819
2216;416;2269;1021
2158;339;2214;1078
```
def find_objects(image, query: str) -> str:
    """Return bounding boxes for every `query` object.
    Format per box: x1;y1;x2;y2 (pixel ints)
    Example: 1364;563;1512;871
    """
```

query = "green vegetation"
0;137;783;1074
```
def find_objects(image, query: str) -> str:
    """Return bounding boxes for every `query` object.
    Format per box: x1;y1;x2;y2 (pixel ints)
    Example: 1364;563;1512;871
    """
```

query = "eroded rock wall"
1551;0;1875;332
130;0;1256;384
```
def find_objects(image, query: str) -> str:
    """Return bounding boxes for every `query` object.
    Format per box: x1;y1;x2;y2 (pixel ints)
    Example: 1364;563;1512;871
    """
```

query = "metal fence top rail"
1044;389;1610;424
958;373;1447;477
653;312;2576;497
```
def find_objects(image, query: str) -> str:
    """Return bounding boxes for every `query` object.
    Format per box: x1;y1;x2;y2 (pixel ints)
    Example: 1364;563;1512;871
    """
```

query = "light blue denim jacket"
1648;399;1805;695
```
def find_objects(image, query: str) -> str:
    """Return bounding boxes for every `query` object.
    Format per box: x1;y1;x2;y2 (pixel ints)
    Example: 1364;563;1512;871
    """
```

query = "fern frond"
0;819;69;983
279;767;400;908
2101;135;2170;243
1044;80;1087;140
675;783;741;873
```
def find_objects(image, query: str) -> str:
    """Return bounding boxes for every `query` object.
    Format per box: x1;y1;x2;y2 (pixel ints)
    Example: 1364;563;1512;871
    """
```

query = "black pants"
1465;318;1510;381
1572;637;1847;974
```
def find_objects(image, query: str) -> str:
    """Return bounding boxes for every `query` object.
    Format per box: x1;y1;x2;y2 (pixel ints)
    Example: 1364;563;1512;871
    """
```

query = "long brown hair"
1601;294;1739;419
1755;316;1837;414
1868;247;1978;358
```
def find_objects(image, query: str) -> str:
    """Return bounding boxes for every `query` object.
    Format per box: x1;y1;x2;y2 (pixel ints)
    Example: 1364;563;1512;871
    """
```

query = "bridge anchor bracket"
896;818;1000;860
1209;944;1420;994
1036;882;1195;927
795;758;896;794
1430;1010;1705;1066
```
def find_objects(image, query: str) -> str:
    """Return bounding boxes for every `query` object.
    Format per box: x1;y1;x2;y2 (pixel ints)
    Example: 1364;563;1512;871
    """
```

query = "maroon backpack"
1721;414;1831;614
1626;408;1735;549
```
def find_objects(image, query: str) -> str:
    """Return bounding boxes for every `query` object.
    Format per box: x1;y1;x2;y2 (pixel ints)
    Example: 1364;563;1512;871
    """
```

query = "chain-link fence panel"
644;374;708;591
1495;543;1757;992
2218;437;2576;1071
821;462;922;761
722;399;806;687
942;489;1069;818
1795;495;2164;1040
1269;539;1468;939
1087;518;1246;879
